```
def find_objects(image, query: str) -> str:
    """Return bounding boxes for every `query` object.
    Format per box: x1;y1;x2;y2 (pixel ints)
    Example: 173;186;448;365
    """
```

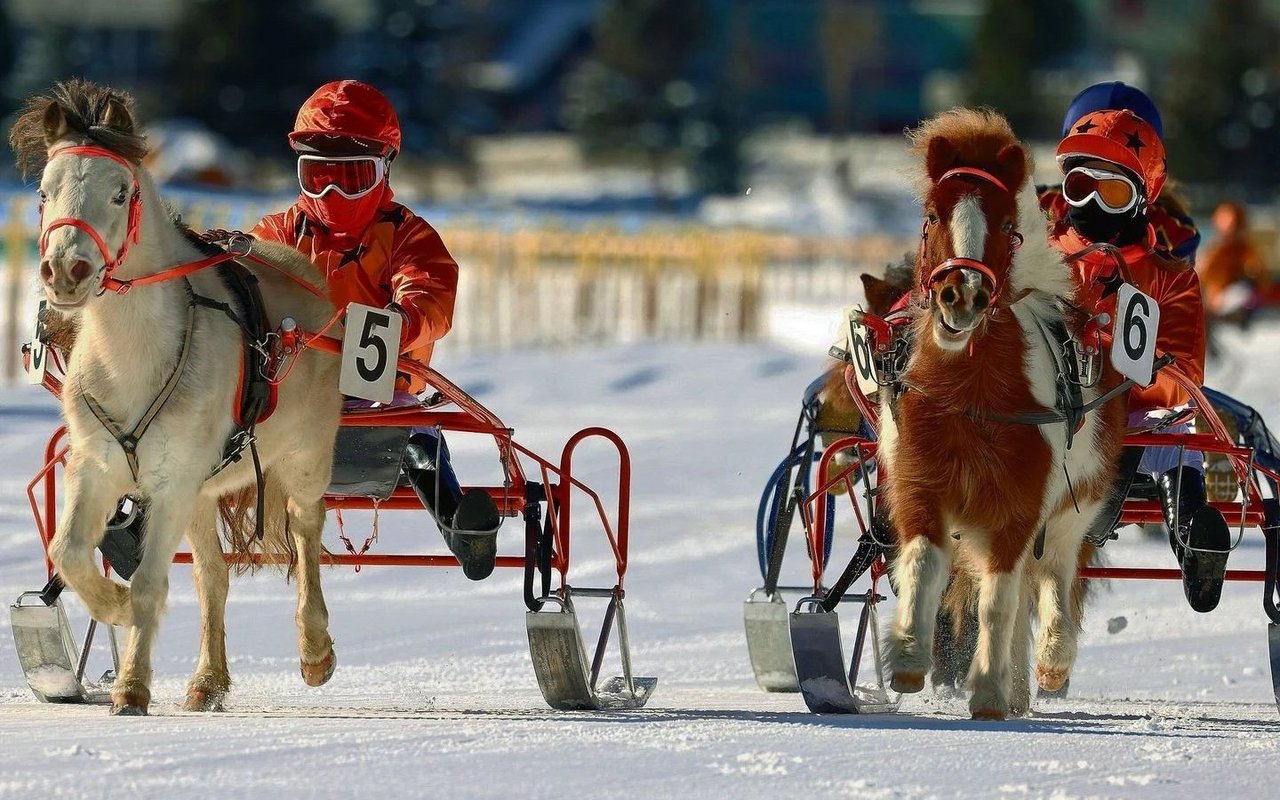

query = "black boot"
403;434;500;581
98;498;145;580
1157;467;1230;613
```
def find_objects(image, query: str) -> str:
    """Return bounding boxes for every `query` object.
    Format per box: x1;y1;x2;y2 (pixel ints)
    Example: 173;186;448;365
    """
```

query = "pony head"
10;80;148;312
910;109;1030;351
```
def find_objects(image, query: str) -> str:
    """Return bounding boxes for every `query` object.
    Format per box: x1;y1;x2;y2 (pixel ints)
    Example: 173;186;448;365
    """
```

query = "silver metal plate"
10;598;86;703
743;594;799;692
525;608;654;711
1269;623;1280;714
789;608;899;714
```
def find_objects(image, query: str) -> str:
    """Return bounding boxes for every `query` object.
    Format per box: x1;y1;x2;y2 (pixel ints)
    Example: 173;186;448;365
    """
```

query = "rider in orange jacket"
1046;90;1229;612
252;80;499;580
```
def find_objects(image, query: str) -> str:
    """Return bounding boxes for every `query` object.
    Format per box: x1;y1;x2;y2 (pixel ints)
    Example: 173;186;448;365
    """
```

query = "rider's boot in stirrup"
403;432;500;581
1157;466;1230;613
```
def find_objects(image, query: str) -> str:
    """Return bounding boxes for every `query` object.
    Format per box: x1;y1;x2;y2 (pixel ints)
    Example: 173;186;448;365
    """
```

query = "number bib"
25;300;49;385
846;306;880;397
1109;283;1159;387
340;303;403;403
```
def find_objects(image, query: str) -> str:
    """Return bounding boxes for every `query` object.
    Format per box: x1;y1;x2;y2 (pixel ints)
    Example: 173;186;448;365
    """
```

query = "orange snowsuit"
1051;223;1206;410
1197;234;1268;313
252;194;458;394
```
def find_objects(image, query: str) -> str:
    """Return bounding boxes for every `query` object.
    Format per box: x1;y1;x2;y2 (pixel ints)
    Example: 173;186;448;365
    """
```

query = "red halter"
920;167;1023;306
40;145;144;294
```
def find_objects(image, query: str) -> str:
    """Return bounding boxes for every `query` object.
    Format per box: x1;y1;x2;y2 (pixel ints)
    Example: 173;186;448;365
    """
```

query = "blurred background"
2;0;1280;379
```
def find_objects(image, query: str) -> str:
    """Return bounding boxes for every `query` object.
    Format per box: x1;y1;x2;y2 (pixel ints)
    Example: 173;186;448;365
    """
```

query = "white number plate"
339;302;402;403
26;300;49;385
1110;283;1159;387
846;306;880;397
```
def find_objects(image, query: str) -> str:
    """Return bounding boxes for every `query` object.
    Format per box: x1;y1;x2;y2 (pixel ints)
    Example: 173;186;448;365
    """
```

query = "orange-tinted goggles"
1062;166;1139;213
297;155;386;200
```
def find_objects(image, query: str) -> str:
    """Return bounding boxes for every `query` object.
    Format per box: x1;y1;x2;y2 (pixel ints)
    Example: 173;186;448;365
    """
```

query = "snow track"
2;338;1278;799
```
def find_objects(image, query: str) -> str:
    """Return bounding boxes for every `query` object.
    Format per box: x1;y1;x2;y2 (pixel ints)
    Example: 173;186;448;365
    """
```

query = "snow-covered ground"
1;323;1278;799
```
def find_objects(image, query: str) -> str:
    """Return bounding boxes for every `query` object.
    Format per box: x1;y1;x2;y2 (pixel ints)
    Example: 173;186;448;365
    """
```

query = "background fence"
0;190;911;383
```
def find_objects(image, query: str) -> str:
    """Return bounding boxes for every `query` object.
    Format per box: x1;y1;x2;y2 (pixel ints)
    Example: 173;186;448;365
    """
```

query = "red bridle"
919;167;1023;306
37;145;326;299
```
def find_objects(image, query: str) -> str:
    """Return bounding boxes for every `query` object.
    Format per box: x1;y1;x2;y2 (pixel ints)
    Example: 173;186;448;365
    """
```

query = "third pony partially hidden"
879;109;1127;719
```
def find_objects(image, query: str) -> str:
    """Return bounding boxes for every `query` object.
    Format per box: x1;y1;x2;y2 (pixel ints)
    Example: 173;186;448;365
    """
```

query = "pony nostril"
39;260;54;285
973;291;990;311
939;285;958;306
69;260;93;283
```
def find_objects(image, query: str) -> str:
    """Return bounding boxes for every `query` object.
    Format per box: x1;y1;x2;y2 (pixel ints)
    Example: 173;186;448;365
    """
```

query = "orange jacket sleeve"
388;217;459;353
1133;264;1205;409
249;212;289;245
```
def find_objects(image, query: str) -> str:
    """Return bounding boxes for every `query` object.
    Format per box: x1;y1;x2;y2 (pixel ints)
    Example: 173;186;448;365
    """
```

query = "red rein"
38;144;325;300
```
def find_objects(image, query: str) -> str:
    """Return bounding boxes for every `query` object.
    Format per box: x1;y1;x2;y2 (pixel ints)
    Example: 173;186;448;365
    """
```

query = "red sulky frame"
25;358;633;605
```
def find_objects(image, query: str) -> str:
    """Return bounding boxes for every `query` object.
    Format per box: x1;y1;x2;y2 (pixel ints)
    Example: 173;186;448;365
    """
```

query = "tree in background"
562;0;740;199
167;0;336;152
1164;0;1280;195
968;0;1082;137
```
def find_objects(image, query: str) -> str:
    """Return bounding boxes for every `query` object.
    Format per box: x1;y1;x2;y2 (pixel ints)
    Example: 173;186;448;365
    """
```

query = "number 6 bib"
1109;283;1160;387
340;302;403;403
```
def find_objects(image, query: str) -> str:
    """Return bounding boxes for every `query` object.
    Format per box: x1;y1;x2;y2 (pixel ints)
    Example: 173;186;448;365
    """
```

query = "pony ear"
861;273;906;317
926;136;960;183
995;143;1028;192
102;96;135;134
42;102;69;146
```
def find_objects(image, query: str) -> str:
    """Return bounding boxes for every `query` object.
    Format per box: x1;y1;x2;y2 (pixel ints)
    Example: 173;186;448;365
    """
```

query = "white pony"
12;80;342;715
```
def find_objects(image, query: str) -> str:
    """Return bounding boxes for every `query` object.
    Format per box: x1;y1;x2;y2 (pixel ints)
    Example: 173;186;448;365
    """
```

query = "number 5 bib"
340;302;403;403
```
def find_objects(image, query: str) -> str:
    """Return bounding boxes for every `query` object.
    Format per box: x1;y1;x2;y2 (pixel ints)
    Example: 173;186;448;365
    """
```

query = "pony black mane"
9;79;148;179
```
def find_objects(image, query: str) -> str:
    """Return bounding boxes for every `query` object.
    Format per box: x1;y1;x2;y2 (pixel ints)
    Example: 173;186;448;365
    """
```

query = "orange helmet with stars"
1056;109;1166;202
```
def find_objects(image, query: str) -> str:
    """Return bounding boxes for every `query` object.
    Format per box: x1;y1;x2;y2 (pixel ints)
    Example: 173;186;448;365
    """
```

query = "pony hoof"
891;672;926;693
182;688;227;712
1036;666;1069;693
970;707;1007;721
300;650;337;687
110;686;150;716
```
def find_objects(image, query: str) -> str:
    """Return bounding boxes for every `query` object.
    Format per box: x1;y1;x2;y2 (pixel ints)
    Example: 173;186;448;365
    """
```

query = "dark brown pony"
879;109;1126;719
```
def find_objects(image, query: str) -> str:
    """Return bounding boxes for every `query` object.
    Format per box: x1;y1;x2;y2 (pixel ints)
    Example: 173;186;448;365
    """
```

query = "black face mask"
1066;198;1148;246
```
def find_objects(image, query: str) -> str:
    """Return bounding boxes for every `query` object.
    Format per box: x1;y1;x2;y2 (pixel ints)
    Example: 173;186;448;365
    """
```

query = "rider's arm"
387;217;459;353
1134;266;1206;409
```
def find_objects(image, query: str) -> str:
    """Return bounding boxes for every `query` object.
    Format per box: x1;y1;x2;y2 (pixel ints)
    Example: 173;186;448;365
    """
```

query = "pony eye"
1001;220;1014;234
112;186;128;205
926;213;939;224
36;189;47;203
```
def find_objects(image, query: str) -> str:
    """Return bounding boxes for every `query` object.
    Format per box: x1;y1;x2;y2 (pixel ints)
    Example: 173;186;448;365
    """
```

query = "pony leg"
111;487;198;715
968;565;1023;720
183;498;230;712
275;451;337;688
1008;574;1033;717
885;532;952;692
1033;512;1096;693
47;454;132;627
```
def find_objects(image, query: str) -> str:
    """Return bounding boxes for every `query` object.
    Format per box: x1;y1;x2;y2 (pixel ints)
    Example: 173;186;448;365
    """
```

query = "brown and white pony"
879;109;1125;719
11;81;342;715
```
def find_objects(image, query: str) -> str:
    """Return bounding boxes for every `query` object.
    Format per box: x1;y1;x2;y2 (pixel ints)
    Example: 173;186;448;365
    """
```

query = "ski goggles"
1062;166;1140;213
297;155;387;200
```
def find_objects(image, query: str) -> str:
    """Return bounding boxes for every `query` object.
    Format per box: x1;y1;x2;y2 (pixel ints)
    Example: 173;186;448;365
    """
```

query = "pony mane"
9;79;148;179
905;108;1024;198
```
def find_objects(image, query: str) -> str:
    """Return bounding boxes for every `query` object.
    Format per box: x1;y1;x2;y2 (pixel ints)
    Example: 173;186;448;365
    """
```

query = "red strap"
939;166;1010;194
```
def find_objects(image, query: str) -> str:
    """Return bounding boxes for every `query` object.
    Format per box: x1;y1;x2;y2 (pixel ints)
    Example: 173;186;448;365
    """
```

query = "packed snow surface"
1;324;1278;799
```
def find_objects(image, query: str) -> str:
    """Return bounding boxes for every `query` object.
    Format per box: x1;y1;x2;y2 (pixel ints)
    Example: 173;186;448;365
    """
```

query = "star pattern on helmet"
1124;130;1145;154
1074;118;1098;134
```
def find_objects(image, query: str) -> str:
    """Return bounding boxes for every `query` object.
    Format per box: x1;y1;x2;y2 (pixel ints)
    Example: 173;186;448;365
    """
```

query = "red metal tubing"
325;485;526;516
1118;500;1266;527
171;552;529;569
554;427;632;588
1079;566;1267;582
808;435;878;593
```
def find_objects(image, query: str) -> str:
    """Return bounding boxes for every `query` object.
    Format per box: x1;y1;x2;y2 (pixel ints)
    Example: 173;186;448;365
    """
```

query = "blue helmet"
1061;81;1163;140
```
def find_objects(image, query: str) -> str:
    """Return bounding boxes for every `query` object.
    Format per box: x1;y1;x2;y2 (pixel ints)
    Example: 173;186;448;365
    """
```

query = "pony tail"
217;472;297;577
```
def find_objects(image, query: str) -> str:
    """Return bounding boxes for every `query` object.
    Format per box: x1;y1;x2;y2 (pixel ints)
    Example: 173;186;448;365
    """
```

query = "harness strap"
81;292;198;482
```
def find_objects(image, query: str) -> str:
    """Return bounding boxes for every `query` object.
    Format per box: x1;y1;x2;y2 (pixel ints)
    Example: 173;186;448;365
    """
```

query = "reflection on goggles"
297;155;386;200
1062;166;1139;213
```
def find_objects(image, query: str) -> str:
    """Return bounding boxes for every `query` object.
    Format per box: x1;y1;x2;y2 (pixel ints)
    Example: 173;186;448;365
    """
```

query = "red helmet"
1056;109;1166;201
289;80;401;157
